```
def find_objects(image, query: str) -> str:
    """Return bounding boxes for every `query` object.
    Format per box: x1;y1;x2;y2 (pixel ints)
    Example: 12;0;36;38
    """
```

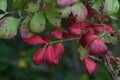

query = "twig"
103;56;117;80
49;36;82;45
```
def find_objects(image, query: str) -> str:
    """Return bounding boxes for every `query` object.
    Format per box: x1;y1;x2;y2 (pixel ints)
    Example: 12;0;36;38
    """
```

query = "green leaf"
0;77;8;80
45;0;56;3
97;68;109;80
13;0;27;10
45;8;61;27
0;62;8;72
59;26;68;32
100;34;118;44
71;2;88;22
20;16;34;38
30;12;46;33
92;0;102;12
25;2;39;13
117;77;120;80
77;45;88;60
103;0;120;15
0;17;20;39
0;14;6;19
110;15;118;20
0;0;7;12
112;22;119;31
80;74;89;80
57;7;71;18
109;10;120;20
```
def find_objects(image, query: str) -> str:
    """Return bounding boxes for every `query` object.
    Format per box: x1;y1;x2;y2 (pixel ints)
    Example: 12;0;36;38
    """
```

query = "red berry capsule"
79;33;96;48
53;43;64;64
44;45;56;65
69;18;81;28
42;34;50;43
89;38;108;56
68;18;82;35
106;25;115;36
63;32;73;39
68;27;82;35
106;25;114;33
86;5;94;16
93;25;115;36
33;47;46;65
85;27;95;34
51;28;63;39
93;25;105;32
22;35;46;45
97;15;103;22
80;22;92;28
84;57;96;74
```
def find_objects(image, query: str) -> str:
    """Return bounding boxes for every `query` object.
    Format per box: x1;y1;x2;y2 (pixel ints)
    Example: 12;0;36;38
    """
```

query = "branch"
103;56;117;80
49;36;82;45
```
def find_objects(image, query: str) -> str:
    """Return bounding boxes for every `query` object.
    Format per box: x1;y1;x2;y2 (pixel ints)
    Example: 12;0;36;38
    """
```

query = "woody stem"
103;56;117;80
49;36;82;45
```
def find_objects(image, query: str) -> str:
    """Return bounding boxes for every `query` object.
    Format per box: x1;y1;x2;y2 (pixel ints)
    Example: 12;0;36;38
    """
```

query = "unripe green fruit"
0;17;20;39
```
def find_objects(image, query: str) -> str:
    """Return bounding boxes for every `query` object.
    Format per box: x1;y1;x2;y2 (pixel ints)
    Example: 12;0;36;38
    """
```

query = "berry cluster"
21;16;115;74
20;0;117;75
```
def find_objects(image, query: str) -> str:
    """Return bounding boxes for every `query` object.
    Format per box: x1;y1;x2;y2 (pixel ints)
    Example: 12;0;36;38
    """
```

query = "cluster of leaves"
0;0;120;79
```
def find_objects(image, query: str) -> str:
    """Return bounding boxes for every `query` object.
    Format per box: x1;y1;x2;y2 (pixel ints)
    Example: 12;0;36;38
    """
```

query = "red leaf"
53;43;64;64
57;0;78;7
51;28;63;39
44;45;56;65
33;47;46;65
84;57;96;74
22;35;46;45
89;38;108;56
